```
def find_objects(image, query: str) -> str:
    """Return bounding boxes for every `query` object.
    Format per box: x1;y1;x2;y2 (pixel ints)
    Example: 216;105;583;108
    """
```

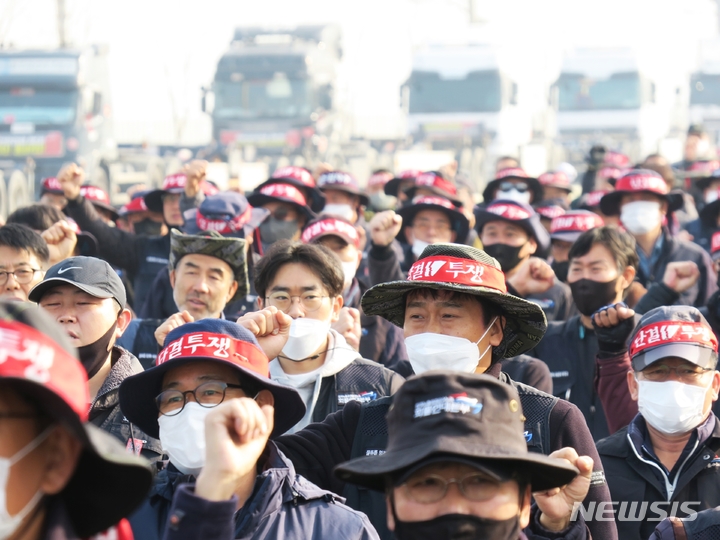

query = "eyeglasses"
0;268;42;286
640;365;713;384
499;182;528;193
155;381;245;416
402;473;503;504
265;292;329;312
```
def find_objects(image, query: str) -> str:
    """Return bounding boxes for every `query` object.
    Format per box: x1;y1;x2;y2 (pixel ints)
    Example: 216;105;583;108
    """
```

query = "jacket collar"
92;346;144;410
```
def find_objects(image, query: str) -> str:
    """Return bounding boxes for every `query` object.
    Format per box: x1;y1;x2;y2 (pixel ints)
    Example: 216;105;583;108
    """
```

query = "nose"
58;310;78;324
190;276;211;294
440;483;472;515
4;273;20;290
287;298;306;319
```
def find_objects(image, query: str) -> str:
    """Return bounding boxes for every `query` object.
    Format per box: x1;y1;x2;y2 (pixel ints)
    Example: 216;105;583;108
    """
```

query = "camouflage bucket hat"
361;243;547;359
169;229;249;302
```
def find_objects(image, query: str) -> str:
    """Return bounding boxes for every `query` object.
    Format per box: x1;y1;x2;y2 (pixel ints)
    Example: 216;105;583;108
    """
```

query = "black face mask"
259;217;298;251
551;260;569;283
134;218;163;236
569;278;619;316
393;513;521;540
78;322;117;379
483;243;524;272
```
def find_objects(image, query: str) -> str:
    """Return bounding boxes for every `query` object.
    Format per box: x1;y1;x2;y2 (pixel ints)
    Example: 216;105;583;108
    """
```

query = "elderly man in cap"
590;304;720;540
0;301;152;540
243;244;618;540
118;226;249;369
600;169;717;307
475;199;574;322
57;161;213;311
335;372;593;540
29;256;162;461
118;319;379;540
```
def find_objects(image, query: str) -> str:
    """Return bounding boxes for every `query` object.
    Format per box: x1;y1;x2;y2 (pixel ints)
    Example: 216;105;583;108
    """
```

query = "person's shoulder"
595;425;630;455
671;235;711;258
349;357;404;378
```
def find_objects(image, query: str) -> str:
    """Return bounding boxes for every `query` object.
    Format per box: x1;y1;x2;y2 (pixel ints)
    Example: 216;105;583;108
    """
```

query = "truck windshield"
0;88;77;125
556;72;641;111
691;74;720;105
408;70;502;113
214;76;312;119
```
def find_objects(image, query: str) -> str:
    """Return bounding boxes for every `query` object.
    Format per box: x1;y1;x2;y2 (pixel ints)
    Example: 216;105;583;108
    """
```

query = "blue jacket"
129;442;379;540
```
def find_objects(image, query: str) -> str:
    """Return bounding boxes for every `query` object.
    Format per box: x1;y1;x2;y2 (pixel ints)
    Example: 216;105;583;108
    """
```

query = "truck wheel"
7;170;30;215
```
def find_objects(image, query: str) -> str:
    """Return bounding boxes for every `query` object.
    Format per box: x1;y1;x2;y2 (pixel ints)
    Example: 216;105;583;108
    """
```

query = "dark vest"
133;235;171;306
342;378;558;540
132;319;163;370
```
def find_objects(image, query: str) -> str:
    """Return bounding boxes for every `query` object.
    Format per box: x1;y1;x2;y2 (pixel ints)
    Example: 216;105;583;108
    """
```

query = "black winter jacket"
276;361;617;540
90;346;162;462
597;413;720;540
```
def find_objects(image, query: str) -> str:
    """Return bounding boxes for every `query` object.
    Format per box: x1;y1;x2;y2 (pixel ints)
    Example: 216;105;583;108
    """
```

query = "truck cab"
203;25;341;164
403;45;532;183
0;47;113;215
551;48;673;164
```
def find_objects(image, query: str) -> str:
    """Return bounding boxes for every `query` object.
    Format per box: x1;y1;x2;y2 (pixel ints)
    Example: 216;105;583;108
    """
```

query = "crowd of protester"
7;126;720;539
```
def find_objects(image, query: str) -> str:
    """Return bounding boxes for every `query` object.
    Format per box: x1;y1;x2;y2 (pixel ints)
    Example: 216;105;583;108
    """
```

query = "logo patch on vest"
590;470;606;486
414;393;483;419
365;449;386;456
338;391;378;405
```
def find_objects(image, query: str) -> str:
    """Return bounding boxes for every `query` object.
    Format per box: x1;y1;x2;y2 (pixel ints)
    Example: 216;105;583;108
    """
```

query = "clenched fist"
370;210;402;247
57;163;85;201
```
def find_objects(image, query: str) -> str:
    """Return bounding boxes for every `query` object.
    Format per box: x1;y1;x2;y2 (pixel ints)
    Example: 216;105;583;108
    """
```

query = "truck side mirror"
509;82;519;105
92;92;103;116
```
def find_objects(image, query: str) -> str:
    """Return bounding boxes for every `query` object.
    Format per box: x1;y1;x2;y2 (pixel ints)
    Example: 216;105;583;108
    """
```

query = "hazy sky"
1;0;717;144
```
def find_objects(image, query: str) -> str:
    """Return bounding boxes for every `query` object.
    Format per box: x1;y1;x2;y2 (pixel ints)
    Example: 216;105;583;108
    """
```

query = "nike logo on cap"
57;266;82;274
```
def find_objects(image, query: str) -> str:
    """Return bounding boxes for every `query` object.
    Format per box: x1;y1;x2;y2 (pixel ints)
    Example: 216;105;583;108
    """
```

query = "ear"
257;296;265;309
331;294;344;323
169;269;176;289
519;484;532;529
254;389;275;407
660;200;669;215
39;426;83;496
404;227;415;245
627;370;640;401
711;371;720;402
450;230;457;242
226;280;239;304
115;308;133;338
526;238;537;256
488;316;505;347
620;264;636;291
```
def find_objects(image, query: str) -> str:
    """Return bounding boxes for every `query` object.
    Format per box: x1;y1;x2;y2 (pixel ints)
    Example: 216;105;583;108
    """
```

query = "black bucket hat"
361;243;547;359
384;169;424;197
334;372;579;492
118;319;306;439
255;166;326;213
0;301;152;537
628;306;719;372
403;171;462;207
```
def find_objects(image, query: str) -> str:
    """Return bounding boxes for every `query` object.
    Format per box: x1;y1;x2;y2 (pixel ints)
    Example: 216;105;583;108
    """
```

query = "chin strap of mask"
78;322;117;379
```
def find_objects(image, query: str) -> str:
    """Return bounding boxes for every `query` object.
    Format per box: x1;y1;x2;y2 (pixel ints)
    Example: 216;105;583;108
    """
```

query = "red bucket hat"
599;169;684;216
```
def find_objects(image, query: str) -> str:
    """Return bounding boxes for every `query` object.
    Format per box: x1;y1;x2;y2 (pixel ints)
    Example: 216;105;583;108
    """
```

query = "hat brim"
397;203;470;244
6;379;152;537
482;177;543;204
257;179;326;213
474;207;551;252
404;186;462;207
631;343;717;371
246;193;317;222
118;357;306;439
700;199;720;227
384;177;407;197
541;183;573;193
361;280;547;359
143;188;182;214
599;190;684;216
28;277;113;304
334;438;578;493
89;201;120;221
550;231;583;243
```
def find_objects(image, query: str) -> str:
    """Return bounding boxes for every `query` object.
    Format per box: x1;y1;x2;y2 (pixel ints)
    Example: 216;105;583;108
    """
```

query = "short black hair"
7;204;65;232
254;240;345;298
0;223;50;263
568;226;639;274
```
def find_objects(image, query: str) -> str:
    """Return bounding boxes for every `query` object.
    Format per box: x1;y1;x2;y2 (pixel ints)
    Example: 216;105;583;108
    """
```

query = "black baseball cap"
334;372;579;492
29;256;126;309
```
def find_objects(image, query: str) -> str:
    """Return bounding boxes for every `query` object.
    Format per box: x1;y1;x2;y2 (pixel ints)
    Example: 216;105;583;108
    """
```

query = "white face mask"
405;317;498;375
496;188;531;205
705;190;719;205
411;239;430;258
341;260;357;288
281;318;331;361
620;200;662;235
0;427;53;540
322;204;355;222
158;402;211;476
638;379;709;435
